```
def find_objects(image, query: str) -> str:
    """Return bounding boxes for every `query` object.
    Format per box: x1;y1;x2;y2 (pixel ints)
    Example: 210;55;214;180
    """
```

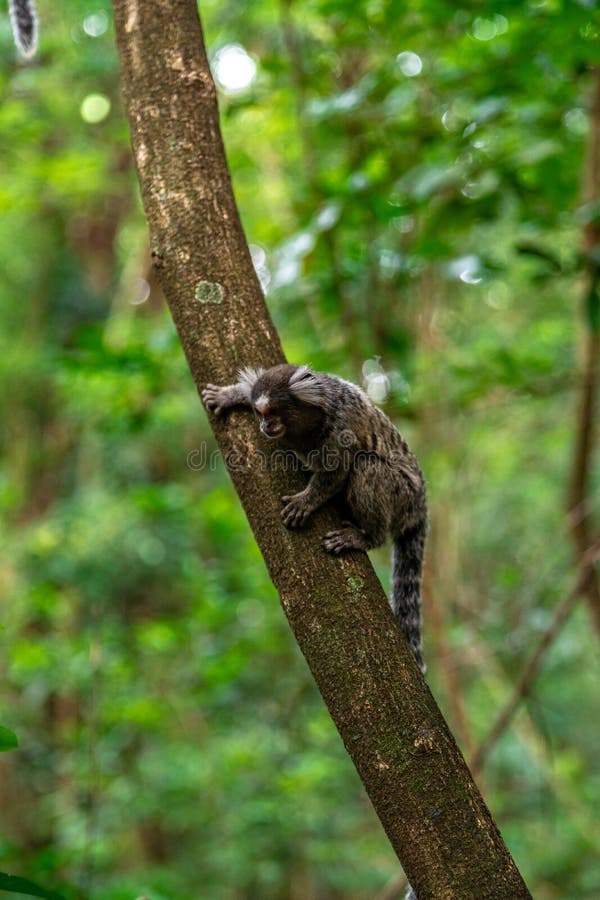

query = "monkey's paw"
202;384;228;416
281;491;313;529
323;527;363;555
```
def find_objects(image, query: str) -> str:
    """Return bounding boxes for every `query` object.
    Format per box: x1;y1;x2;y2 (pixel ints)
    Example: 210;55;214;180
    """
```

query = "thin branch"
568;66;600;634
471;540;599;777
422;550;475;759
416;269;475;759
278;0;317;186
278;0;361;366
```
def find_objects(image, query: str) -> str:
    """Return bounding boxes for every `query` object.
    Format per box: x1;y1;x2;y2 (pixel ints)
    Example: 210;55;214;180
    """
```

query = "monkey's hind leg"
324;456;390;555
323;514;388;556
323;525;377;555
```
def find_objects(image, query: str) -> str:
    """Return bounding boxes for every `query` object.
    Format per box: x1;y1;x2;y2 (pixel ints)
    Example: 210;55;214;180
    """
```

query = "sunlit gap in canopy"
396;50;422;77
212;44;257;95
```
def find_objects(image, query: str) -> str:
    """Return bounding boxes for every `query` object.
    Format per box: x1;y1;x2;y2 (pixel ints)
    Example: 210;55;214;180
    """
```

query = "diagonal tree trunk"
111;2;531;896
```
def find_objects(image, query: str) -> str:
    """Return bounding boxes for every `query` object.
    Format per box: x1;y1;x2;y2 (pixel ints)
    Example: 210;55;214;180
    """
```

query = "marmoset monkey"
202;363;427;673
8;0;38;57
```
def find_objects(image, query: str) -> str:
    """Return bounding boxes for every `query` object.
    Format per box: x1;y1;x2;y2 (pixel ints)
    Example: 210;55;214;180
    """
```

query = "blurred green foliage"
1;0;600;897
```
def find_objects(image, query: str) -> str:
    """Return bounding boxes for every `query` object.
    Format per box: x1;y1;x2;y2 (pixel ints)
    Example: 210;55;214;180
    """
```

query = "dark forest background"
1;1;599;897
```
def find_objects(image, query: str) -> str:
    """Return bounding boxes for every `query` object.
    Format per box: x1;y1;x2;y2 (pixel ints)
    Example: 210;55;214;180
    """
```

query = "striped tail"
391;521;426;673
9;0;38;58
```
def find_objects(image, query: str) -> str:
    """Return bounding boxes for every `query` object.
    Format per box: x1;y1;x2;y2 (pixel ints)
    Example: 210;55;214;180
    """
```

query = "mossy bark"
111;2;531;896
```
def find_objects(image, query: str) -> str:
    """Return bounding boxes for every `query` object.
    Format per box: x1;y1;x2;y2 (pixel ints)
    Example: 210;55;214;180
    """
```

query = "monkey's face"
253;394;287;439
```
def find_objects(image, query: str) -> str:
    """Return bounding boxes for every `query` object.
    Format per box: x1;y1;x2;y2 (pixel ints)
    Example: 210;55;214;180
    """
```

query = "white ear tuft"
288;369;325;406
237;366;264;388
288;365;312;386
236;367;265;401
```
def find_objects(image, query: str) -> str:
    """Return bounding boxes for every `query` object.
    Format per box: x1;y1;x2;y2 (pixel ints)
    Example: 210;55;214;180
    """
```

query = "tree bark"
111;2;531;896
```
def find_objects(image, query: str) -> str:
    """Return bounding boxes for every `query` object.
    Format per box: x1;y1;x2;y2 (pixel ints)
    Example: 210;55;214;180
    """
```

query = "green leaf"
0;872;66;899
0;727;18;752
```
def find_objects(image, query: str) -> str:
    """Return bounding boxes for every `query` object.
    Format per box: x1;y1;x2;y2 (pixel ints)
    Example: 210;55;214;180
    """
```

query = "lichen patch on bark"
195;281;224;304
347;575;365;593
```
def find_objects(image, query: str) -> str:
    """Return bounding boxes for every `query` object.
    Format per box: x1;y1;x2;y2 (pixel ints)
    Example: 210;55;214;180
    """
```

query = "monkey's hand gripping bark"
203;382;250;417
280;467;349;532
204;379;345;531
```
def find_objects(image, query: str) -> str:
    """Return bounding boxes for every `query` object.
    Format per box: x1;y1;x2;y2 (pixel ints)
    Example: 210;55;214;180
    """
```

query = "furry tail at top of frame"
392;521;427;674
8;0;38;58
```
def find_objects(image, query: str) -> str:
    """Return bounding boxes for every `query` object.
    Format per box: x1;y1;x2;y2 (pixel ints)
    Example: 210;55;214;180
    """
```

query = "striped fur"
392;523;426;674
9;0;38;58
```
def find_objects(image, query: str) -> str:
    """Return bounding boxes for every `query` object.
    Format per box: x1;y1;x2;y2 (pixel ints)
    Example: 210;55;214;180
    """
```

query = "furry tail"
9;0;38;58
392;521;426;673
394;521;427;900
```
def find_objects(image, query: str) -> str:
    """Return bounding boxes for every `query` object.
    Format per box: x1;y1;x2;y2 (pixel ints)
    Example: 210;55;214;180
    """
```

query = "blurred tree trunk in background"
111;1;532;896
568;67;600;634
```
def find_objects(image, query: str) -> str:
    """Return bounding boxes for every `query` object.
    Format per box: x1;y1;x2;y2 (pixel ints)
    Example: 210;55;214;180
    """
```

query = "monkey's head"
239;364;330;444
